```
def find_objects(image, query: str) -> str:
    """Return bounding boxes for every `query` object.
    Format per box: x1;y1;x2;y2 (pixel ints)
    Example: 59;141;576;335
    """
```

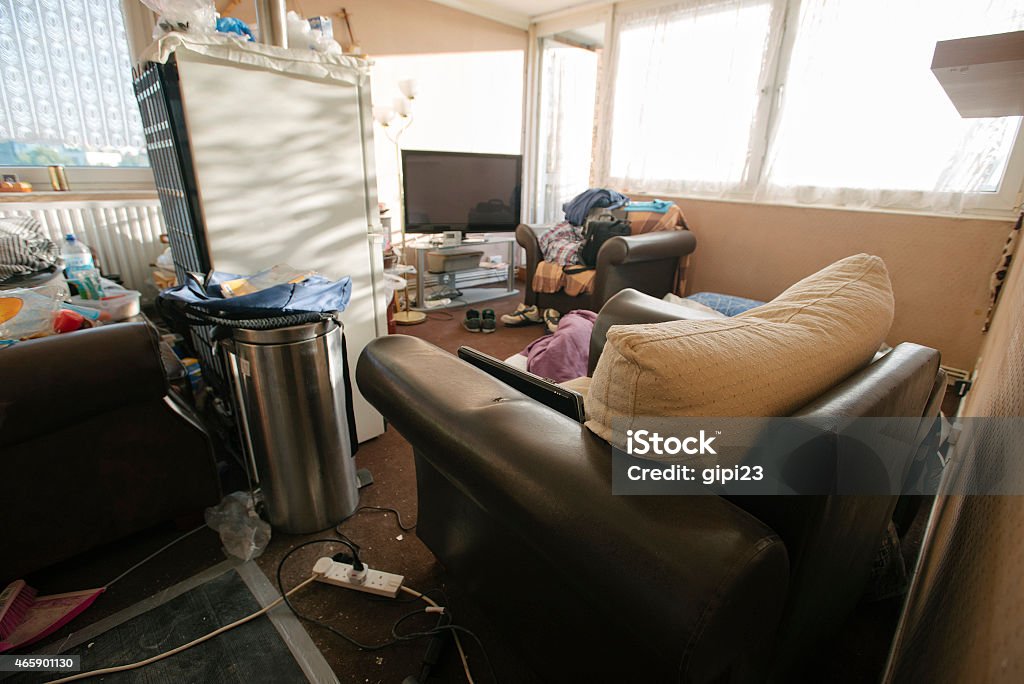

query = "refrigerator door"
173;46;386;442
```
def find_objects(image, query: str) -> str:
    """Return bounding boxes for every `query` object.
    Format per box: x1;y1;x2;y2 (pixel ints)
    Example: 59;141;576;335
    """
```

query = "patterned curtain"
0;0;145;154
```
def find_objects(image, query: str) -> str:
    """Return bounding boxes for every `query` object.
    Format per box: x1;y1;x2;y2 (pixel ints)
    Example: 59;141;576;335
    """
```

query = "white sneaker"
500;303;543;326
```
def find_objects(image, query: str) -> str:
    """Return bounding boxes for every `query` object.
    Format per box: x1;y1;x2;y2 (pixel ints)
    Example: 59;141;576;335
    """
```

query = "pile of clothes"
533;189;689;297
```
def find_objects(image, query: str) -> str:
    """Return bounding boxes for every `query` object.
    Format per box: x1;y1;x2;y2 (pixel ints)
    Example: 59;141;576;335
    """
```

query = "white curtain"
535;38;599;224
0;0;146;160
758;0;1024;213
601;0;786;197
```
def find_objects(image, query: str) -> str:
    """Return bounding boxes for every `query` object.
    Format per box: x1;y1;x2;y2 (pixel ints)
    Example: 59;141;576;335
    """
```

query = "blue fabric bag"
159;271;352;329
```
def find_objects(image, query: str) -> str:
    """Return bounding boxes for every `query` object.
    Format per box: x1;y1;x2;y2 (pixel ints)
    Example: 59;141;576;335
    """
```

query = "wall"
884;221;1024;683
227;0;527;54
665;197;1012;371
228;0;527;240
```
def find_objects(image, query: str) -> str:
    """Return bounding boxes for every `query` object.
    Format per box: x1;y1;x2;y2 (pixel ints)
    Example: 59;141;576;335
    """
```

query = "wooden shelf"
932;30;1024;118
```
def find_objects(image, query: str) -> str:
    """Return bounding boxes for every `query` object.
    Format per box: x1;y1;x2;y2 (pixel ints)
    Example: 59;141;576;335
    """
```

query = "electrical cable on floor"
345;505;417;531
44;576;317;684
104;524;207;588
401;585;473;684
276;540;496;683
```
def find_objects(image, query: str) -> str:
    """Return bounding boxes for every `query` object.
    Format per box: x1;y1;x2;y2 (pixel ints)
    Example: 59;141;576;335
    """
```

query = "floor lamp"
374;79;426;325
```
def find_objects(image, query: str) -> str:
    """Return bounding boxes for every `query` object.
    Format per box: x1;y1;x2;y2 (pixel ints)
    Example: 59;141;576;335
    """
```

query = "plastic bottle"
61;234;94;275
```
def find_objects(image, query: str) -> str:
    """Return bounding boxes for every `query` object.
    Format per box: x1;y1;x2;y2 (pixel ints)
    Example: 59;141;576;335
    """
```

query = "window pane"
608;0;780;193
535;37;599;224
0;0;148;167
764;0;1024;199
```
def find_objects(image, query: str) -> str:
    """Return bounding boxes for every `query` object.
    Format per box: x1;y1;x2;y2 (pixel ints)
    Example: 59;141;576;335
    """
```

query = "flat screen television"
401;150;522;233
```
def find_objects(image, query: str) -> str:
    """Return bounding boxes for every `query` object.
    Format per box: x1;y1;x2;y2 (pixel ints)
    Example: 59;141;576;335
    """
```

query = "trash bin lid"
230;317;339;345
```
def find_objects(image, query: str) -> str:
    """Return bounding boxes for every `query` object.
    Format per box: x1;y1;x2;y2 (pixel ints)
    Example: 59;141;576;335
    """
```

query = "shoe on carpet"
481;309;496;333
544;308;561;334
463;309;481;333
500;303;543;327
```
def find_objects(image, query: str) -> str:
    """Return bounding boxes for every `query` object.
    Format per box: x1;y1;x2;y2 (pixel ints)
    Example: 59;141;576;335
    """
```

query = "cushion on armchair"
585;254;895;446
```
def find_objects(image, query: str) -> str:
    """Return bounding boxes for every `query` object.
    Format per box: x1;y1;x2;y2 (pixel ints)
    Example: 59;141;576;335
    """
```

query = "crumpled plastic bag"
0;287;64;343
285;11;342;53
141;0;217;38
205;492;271;560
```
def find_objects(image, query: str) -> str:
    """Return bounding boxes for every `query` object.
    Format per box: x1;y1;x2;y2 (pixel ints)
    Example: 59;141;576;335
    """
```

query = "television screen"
402;151;522;232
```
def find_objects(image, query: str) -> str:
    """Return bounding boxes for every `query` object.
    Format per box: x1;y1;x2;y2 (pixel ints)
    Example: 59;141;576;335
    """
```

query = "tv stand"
405;236;518;311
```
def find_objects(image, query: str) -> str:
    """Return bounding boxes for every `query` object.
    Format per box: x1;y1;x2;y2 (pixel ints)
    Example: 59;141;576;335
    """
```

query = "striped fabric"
0;216;59;282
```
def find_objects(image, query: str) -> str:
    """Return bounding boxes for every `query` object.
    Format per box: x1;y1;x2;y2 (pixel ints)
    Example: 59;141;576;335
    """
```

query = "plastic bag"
285;11;342;53
0;288;63;342
140;0;217;38
205;492;271;561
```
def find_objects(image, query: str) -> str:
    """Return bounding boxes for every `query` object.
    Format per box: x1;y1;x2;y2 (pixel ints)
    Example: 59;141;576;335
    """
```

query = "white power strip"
311;557;404;598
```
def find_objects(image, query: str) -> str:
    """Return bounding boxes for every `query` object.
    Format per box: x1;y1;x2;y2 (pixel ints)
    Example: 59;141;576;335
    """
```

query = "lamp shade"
398;78;418;99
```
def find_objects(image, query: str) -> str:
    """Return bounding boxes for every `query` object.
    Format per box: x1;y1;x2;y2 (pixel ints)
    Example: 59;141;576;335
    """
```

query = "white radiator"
0;199;167;298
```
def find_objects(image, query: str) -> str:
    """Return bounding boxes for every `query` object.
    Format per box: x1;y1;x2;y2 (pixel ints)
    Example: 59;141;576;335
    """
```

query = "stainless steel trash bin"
222;317;359;533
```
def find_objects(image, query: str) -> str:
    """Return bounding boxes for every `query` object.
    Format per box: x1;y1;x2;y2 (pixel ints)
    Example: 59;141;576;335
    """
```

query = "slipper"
463;309;481;333
481;309;496;333
500;303;543;327
544;308;561;334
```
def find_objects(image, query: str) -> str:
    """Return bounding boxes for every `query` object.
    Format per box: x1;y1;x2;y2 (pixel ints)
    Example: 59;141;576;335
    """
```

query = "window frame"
583;0;1024;218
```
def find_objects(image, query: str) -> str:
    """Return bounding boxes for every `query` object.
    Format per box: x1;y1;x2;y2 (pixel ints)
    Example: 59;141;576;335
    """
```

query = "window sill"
0;189;159;204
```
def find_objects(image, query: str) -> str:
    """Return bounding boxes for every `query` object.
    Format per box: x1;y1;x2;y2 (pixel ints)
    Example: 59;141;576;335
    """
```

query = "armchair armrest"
597;229;697;267
357;335;789;681
0;322;169;446
589;288;700;374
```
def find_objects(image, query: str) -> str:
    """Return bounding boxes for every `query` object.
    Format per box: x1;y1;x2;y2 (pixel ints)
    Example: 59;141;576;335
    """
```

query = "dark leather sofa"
0;323;221;582
357;289;945;682
516;223;698;312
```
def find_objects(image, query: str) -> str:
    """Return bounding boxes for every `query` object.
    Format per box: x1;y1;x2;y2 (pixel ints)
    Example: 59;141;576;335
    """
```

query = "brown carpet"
25;290;545;684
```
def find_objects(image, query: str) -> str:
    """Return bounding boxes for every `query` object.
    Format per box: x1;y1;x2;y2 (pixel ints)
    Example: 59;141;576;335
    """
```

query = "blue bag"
159;271;352;329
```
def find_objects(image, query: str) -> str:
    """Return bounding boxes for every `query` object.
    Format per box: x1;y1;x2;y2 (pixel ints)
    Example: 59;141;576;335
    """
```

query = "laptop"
457;346;586;423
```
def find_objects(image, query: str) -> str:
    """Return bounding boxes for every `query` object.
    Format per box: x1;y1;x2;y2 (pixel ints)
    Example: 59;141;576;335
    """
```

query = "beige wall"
226;0;527;55
886;222;1024;683
667;197;1012;371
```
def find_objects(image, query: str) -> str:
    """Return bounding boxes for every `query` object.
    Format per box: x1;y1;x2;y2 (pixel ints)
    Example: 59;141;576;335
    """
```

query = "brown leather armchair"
357;289;945;682
0;323;221;582
516;223;698;312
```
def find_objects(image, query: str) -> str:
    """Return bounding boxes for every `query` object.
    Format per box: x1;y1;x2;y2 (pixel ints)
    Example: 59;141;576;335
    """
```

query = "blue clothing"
687;292;764;317
562;188;628;227
625;199;673;214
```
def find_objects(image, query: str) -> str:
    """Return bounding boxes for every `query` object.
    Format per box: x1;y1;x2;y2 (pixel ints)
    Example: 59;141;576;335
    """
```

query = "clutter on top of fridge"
141;0;217;38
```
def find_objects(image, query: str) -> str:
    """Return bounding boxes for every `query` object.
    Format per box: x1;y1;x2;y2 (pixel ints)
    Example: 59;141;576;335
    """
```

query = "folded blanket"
533;261;595;296
537;221;584;266
0;216;59;282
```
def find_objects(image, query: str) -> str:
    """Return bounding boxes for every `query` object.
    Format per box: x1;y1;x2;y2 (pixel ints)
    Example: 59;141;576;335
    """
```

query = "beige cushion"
585;254;894;445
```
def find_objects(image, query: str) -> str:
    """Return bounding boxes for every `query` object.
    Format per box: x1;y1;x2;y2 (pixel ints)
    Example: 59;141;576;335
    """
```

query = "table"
404;236;519;311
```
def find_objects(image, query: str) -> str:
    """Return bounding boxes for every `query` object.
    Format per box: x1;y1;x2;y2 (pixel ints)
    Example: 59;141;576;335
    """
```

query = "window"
535;36;600;224
606;0;784;196
0;0;148;168
599;0;1024;214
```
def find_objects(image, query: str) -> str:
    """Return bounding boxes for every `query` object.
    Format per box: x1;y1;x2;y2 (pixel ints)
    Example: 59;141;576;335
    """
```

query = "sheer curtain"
0;0;146;163
535;38;599;225
601;0;786;197
759;0;1024;213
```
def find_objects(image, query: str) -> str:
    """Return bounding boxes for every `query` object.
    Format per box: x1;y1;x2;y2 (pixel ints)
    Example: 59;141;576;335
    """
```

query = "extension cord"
312;557;404;598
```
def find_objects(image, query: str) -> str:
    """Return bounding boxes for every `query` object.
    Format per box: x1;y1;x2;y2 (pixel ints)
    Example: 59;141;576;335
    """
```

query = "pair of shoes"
500;303;543;327
463;309;496;333
544;308;561;334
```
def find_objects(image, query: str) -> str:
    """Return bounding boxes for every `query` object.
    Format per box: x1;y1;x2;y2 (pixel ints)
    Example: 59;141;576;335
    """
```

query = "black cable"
275;539;401;651
345;505;417;531
276;540;496;681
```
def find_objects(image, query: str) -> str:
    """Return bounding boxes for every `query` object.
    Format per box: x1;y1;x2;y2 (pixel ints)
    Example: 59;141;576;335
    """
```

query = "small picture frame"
2;174;17;183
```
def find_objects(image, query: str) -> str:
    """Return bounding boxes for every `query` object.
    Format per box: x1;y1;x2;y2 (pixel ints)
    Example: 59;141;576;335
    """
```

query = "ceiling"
427;0;606;28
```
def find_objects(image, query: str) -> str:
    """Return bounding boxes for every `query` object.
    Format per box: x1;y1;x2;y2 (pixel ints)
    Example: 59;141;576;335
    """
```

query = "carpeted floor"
21;291;548;684
20;289;909;683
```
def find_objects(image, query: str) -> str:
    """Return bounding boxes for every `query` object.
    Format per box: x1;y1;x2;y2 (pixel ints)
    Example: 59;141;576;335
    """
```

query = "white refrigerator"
143;35;387;442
